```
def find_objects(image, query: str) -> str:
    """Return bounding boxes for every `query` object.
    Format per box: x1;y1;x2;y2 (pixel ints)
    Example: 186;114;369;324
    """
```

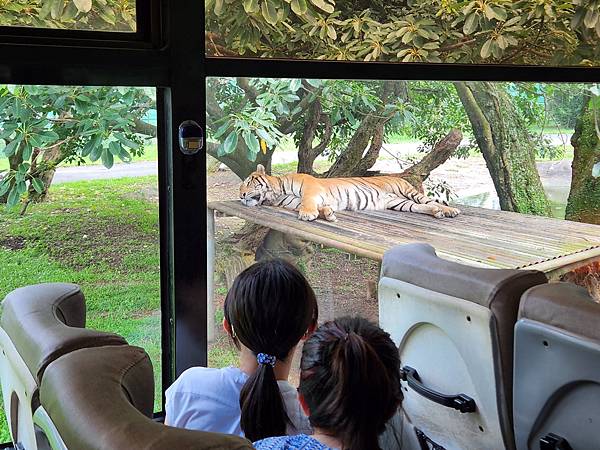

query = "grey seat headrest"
519;282;600;342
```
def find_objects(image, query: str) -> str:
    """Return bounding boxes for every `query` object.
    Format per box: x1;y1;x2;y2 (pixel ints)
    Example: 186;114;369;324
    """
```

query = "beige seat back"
379;243;547;450
0;283;126;450
39;345;253;450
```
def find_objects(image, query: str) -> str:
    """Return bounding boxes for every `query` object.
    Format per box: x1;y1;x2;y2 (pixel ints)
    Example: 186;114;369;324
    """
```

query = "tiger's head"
240;164;279;207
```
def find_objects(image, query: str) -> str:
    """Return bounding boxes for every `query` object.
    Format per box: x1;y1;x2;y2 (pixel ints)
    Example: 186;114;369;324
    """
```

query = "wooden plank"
208;200;600;273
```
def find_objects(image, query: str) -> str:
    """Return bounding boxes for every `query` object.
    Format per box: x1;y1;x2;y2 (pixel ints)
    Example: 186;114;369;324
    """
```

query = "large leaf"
289;78;302;92
109;141;122;156
31;178;45;194
101;149;114;169
50;0;65;20
480;39;493;59
261;0;279;25
16;181;27;195
243;0;260;13
6;187;19;208
463;13;479;35
73;0;93;13
3;139;20;157
309;0;334;14
89;142;103;162
291;0;308;15
243;131;260;161
223;131;239;155
0;179;11;197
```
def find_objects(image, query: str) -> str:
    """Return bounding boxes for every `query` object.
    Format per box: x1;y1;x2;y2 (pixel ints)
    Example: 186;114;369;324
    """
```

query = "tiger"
239;164;460;222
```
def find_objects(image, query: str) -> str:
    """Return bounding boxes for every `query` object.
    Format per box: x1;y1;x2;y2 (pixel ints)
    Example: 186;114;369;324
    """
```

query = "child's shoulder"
167;366;247;396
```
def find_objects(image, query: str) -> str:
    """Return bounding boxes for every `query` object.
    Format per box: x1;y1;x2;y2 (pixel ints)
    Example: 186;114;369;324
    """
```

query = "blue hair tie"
257;353;276;367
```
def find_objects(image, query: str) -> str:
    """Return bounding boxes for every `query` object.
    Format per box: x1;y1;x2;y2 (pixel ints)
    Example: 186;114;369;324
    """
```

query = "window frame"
0;0;207;430
0;0;599;445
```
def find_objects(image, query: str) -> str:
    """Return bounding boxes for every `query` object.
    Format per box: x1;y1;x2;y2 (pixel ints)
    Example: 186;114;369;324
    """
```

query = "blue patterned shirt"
254;434;335;450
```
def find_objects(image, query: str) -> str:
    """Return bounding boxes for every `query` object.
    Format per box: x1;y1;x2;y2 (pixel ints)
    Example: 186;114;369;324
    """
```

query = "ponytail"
224;258;318;442
300;317;402;450
239;363;289;442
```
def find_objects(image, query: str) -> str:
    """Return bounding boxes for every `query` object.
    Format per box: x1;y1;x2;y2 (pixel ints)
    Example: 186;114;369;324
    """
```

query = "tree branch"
398;129;462;188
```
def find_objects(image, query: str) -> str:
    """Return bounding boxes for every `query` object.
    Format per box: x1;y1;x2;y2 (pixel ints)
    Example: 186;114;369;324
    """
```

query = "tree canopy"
0;86;153;208
206;0;600;65
0;0;135;31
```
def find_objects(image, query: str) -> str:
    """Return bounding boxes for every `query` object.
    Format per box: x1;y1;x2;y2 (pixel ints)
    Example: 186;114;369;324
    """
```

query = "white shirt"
165;366;311;437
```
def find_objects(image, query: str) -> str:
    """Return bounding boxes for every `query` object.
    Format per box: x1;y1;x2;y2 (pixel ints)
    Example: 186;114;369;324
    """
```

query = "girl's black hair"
224;258;318;442
299;316;402;450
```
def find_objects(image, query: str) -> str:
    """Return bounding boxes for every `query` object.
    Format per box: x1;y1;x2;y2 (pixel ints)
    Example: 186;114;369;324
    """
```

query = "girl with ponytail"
254;316;403;450
165;258;318;441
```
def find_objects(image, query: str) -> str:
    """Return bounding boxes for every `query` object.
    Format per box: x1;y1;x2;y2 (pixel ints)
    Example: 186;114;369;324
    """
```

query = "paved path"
53;161;158;184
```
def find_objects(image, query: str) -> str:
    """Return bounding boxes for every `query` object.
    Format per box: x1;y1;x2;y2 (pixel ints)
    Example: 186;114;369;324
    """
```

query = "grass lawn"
0;176;164;443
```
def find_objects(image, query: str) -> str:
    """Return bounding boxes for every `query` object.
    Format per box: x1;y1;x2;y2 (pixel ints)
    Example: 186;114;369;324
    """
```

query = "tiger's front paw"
442;206;461;218
298;209;319;221
320;206;338;222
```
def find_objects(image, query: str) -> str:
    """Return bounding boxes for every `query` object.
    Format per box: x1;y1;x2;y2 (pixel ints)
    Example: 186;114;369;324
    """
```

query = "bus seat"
38;345;253;450
513;282;600;450
378;243;547;450
0;283;127;450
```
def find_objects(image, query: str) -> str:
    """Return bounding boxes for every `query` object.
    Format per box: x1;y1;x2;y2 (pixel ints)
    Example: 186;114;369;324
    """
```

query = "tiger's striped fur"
239;164;460;222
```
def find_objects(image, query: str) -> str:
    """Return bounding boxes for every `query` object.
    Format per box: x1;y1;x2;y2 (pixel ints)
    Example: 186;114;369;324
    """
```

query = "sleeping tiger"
239;164;460;222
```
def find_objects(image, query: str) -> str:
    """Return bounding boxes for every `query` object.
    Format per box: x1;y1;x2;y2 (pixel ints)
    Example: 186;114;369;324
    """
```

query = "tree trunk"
566;94;600;224
324;80;408;178
454;81;551;216
398;128;463;189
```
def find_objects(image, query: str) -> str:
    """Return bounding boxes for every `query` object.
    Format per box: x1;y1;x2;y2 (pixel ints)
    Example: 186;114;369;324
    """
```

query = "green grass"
0;176;163;443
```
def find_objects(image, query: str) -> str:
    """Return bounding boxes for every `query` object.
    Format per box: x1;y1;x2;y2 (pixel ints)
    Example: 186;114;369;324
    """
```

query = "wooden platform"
208;200;600;279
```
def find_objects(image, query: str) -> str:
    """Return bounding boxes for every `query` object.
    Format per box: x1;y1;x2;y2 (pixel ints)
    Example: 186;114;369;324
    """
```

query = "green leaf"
89;142;103;162
101;149;114;169
261;0;279;25
3;139;20;157
309;0;334;14
480;39;493;59
116;134;139;150
223;131;239;155
22;143;32;161
0;179;10;197
7;187;19;208
243;131;260;161
213;122;230;140
118;148;132;163
463;13;478;35
73;0;93;13
40;0;52;19
50;0;65;20
214;0;224;15
17;163;30;174
289;79;302;92
291;0;308;15
16;181;27;195
109;141;122;156
491;6;507;21
326;24;336;40
243;0;260;13
31;178;45;194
